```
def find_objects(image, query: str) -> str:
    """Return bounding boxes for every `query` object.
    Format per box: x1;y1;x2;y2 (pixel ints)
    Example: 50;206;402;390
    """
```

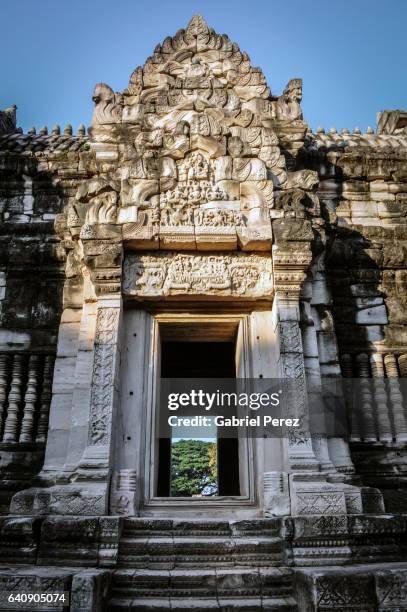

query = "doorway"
157;339;240;497
122;312;257;512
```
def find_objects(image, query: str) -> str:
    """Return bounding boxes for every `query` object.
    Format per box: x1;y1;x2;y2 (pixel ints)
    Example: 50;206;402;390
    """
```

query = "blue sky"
1;0;406;133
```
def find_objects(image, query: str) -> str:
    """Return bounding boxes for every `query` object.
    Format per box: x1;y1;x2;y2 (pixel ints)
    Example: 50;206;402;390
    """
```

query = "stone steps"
122;519;283;537
109;568;296;611
112;568;294;597
109;519;294;610
119;536;285;568
108;596;297;611
117;519;286;568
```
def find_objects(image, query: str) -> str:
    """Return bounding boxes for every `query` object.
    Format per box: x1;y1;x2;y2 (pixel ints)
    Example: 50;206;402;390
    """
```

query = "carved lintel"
123;252;273;299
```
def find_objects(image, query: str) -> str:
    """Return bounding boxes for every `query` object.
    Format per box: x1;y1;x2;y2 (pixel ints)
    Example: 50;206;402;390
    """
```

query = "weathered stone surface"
123;252;273;298
1;13;407;612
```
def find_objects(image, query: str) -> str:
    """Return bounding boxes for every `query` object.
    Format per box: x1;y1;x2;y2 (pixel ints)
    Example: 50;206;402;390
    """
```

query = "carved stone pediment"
65;15;318;294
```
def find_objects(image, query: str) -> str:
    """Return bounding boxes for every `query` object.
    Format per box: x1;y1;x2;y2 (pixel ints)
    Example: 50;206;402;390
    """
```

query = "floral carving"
88;308;120;445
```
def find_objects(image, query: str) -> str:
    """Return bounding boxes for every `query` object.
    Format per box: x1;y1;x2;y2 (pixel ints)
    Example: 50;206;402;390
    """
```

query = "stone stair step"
118;524;285;567
112;568;293;598
122;519;283;538
108;596;297;611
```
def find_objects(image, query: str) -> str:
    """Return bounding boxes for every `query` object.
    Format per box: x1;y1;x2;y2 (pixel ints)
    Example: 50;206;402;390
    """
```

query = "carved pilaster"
35;355;54;443
275;292;318;471
78;297;122;482
88;306;121;447
0;354;10;435
384;353;407;442
3;354;25;442
19;354;40;442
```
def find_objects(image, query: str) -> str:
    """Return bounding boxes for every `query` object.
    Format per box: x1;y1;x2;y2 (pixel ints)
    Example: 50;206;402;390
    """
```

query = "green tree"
170;439;218;497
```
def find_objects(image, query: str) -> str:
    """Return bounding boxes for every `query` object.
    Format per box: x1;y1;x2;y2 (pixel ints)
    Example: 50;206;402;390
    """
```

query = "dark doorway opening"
161;341;236;378
157;339;240;497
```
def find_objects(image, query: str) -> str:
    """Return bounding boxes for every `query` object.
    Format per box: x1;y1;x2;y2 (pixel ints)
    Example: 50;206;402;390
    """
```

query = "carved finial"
51;124;60;135
353;127;361;134
64;124;73;135
366;126;374;134
28;126;36;135
316;127;325;134
342;127;350;134
186;14;210;36
39;126;48;135
0;105;17;134
329;127;337;134
77;124;86;136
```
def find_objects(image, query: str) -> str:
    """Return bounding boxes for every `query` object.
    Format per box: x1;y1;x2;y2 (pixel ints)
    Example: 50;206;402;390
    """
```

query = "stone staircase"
108;518;297;611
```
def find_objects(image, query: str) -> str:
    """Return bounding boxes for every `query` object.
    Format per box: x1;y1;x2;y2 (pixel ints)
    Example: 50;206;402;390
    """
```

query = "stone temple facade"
0;14;407;610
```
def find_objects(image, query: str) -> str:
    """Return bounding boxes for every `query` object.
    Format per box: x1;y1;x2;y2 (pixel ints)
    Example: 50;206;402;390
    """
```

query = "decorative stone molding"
10;485;106;516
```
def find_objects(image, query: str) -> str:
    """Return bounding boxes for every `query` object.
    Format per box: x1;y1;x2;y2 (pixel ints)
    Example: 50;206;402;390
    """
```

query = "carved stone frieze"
123;252;273;298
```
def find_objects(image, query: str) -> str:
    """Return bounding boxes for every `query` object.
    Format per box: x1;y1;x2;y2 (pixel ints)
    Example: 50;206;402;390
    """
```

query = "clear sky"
1;0;406;134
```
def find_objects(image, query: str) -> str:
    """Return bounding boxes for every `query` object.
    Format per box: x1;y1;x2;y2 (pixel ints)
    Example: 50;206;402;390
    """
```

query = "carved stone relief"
88;308;120;446
123;252;273;298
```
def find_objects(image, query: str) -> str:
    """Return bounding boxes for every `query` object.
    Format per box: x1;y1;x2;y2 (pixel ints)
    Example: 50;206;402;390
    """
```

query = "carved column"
19;354;40;442
3;354;25;442
0;354;10;436
384;353;407;442
35;355;54;443
370;353;392;442
274;289;319;471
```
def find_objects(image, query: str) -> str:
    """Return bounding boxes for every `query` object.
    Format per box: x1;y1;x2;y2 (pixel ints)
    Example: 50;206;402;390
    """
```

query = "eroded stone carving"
275;78;303;123
88;308;120;446
123;252;273;298
91;83;123;126
109;470;137;516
